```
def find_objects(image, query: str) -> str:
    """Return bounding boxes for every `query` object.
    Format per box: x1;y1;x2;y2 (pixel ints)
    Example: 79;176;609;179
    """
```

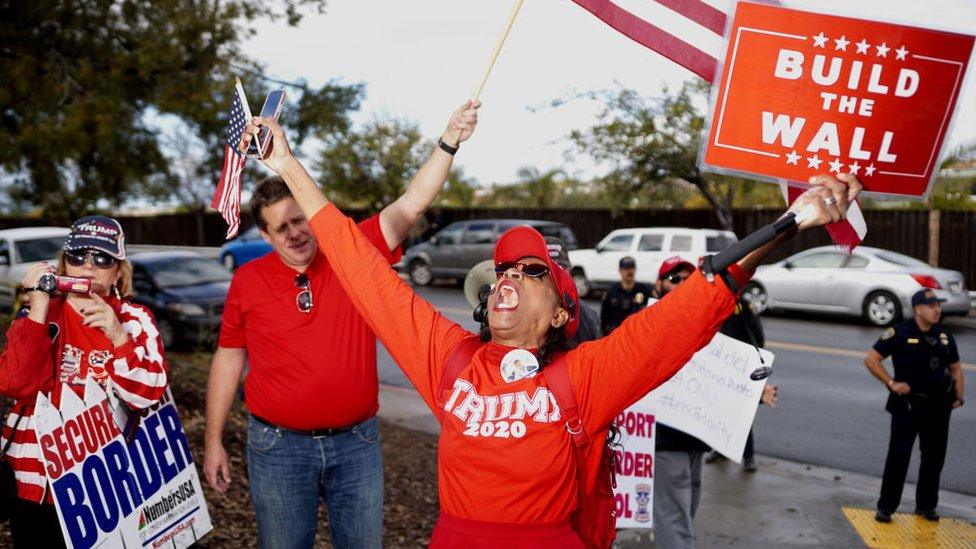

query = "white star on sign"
834;35;850;51
876;42;890;57
786;150;801;165
895;45;909;60
807;155;823;169
829;158;844;174
812;32;829;48
849;161;861;176
855;39;870;54
865;163;877;176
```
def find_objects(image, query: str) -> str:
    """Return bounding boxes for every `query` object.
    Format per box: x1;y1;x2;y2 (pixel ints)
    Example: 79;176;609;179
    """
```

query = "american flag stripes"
211;79;252;239
570;0;733;81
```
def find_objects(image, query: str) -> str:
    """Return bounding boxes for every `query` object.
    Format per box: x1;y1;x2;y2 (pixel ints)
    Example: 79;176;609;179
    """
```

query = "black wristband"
437;138;459;156
20;287;38;293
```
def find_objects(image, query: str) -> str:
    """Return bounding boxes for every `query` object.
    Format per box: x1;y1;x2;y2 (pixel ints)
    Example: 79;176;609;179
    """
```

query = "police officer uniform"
600;257;653;335
873;293;961;518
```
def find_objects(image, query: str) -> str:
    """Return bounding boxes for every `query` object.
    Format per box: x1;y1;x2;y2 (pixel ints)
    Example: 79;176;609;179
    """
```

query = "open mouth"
494;279;520;311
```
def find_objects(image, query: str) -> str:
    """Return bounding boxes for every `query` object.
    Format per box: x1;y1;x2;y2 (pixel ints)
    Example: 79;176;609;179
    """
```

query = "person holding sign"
204;100;480;549
0;216;168;549
235;113;860;547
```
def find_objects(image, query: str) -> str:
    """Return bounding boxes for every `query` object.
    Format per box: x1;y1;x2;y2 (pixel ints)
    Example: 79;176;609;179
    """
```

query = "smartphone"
247;89;286;158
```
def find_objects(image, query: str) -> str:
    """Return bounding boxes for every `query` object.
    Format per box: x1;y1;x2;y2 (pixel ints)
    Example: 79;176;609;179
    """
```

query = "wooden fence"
2;208;974;285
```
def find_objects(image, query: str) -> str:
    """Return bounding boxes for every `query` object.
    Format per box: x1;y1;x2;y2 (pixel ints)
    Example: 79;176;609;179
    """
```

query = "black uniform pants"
877;399;952;513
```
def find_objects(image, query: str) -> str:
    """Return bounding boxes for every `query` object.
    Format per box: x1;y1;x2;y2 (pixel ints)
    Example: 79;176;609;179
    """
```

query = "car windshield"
16;236;67;263
874;251;929;268
146;257;232;288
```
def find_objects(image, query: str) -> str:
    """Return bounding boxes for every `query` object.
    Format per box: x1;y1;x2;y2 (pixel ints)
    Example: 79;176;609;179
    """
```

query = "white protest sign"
612;402;655;529
643;332;773;462
34;381;212;549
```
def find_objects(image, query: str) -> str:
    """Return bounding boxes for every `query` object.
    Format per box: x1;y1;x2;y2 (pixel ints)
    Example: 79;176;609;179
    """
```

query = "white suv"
0;227;71;310
568;227;737;297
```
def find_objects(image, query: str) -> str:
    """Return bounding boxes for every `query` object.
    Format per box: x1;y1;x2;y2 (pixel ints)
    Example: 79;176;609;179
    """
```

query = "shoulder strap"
545;355;589;448
437;335;483;420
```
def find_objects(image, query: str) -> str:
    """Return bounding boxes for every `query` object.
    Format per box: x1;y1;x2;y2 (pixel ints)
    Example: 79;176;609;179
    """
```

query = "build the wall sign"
702;1;974;197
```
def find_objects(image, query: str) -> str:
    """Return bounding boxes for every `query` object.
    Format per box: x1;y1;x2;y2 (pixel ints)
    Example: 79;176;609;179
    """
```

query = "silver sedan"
743;246;971;326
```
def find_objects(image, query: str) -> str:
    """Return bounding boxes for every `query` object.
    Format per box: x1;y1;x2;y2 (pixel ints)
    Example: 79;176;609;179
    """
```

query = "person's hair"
249;176;293;231
56;251;133;298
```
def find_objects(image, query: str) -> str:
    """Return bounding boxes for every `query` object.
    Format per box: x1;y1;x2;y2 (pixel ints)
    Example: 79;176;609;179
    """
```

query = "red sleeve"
309;204;468;411
355;213;403;265
567;270;739;434
108;303;168;410
218;273;246;349
0;317;56;400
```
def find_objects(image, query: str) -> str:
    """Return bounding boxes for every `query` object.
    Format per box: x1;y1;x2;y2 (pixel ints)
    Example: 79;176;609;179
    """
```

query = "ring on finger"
823;196;837;206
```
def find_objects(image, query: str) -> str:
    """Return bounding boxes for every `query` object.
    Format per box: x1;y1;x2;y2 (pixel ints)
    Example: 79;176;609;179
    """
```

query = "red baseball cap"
658;256;695;280
494;226;580;339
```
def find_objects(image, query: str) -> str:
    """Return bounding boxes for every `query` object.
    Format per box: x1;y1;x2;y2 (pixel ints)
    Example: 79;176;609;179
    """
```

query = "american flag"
211;78;251;239
571;0;865;248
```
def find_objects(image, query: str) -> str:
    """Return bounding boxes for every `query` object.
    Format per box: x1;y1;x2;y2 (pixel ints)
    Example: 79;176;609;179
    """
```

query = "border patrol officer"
600;256;654;335
864;289;966;523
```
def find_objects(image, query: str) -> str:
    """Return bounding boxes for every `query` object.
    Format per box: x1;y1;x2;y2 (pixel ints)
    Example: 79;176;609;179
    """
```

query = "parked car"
744;246;970;326
129;251;232;348
0;226;71;310
568;227;737;297
402;219;579;286
218;225;271;270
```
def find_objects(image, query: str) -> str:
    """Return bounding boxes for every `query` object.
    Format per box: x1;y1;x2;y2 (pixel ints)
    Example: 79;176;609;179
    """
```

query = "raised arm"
379;100;480;250
570;175;863;430
239;113;471;409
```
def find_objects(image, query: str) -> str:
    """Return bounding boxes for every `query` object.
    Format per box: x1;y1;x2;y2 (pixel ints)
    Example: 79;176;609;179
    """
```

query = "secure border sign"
701;1;974;198
34;381;212;549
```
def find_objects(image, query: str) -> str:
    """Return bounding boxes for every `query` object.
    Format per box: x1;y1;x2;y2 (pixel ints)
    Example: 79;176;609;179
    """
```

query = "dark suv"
403;219;579;286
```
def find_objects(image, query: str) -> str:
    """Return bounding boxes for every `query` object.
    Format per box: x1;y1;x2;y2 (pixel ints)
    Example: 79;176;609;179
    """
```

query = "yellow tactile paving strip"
843;507;976;548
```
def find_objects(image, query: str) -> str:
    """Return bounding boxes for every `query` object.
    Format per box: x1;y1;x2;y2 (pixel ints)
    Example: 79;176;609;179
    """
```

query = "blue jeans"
247;415;383;549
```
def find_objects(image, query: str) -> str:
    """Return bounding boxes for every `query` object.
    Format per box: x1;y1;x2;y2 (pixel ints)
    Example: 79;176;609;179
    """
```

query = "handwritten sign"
612;402;655;529
642;332;772;462
34;381;212;549
702;1;974;197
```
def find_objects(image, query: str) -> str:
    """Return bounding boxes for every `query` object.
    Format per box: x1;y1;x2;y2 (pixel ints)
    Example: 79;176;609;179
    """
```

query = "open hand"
787;173;863;231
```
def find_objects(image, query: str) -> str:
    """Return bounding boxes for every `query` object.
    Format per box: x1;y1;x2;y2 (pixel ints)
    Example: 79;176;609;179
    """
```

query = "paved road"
375;283;976;495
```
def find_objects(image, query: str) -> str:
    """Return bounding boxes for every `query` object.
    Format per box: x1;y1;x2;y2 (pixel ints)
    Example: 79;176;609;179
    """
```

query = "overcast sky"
249;0;976;189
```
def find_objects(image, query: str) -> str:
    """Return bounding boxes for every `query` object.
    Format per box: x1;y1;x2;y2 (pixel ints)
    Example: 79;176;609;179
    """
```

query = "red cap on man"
494;226;580;339
658;256;695;281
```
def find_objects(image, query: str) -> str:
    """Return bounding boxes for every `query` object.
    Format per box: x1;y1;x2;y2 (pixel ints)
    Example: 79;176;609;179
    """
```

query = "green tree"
564;80;783;229
0;0;362;218
436;167;478;207
315;117;431;210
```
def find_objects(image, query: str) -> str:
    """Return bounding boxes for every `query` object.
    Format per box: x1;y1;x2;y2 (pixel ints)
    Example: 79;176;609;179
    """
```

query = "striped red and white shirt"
0;296;168;503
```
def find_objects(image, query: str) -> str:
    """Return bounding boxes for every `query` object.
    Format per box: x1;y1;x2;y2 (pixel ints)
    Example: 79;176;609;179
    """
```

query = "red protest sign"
702;1;974;197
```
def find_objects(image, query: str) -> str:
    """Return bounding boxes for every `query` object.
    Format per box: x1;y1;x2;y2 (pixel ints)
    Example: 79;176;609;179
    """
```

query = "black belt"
251;414;355;437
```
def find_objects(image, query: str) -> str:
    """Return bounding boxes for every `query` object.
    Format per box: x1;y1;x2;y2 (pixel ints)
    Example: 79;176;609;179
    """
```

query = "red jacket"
0;297;168;502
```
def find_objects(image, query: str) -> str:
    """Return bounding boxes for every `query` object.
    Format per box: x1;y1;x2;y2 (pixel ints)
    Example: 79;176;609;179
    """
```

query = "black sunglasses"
65;249;117;269
295;273;313;313
494;261;551;279
664;272;690;285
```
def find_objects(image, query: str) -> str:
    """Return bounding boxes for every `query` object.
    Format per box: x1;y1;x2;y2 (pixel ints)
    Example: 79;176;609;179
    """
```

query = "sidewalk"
377;383;976;548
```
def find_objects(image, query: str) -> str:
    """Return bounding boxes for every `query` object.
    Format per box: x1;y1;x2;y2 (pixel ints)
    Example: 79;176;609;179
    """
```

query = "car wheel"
742;283;769;314
157;318;176;350
863;291;902;327
221;253;236;270
572;268;591;298
409;259;433;286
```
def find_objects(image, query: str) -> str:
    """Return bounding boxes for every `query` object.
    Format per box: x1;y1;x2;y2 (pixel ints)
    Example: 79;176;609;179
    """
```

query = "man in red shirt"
203;100;479;548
